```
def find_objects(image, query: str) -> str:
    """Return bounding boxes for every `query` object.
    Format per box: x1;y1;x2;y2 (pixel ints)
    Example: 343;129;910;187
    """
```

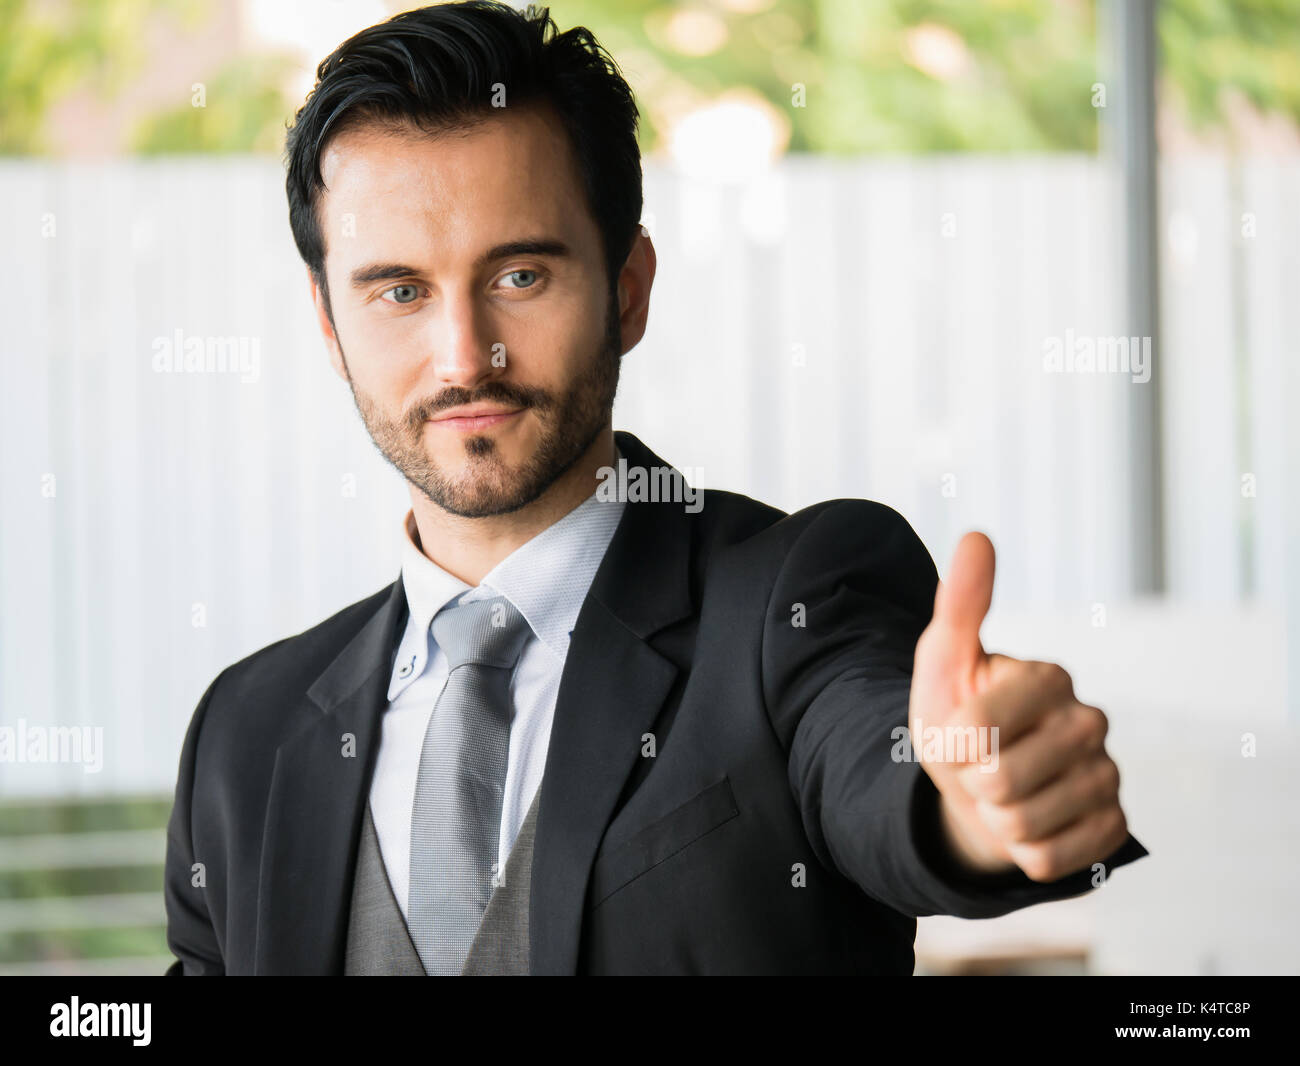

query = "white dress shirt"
369;451;626;919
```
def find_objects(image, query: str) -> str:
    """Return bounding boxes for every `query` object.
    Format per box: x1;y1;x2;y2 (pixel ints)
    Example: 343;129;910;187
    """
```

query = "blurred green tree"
0;0;193;152
133;53;298;154
0;0;295;155
1;0;1297;156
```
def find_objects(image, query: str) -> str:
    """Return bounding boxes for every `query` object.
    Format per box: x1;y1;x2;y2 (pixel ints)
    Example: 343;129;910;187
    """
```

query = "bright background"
1;0;1298;975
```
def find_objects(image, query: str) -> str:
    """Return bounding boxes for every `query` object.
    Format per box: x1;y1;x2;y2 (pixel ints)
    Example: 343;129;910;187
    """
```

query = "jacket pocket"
589;776;740;908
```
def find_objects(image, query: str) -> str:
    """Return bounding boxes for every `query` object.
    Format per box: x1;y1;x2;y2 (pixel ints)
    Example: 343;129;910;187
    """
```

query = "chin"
440;438;517;470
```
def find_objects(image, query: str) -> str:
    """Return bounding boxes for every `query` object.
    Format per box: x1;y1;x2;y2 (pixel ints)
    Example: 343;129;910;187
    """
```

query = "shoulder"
684;489;936;623
696;489;933;572
190;581;398;734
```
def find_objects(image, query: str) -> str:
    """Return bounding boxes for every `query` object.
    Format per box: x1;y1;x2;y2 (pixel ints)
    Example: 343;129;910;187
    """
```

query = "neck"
408;426;616;586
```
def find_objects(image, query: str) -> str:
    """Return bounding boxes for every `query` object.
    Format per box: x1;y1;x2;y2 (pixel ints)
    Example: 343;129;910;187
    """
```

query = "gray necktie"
408;593;532;975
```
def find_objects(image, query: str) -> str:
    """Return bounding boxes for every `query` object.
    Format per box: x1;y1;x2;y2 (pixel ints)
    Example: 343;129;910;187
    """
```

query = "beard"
342;287;622;518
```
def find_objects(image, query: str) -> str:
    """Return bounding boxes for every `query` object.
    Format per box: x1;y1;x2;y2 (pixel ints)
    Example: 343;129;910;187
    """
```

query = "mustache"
403;380;552;433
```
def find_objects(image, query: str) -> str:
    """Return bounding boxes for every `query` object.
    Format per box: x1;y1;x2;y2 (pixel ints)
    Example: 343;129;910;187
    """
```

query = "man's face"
313;104;622;518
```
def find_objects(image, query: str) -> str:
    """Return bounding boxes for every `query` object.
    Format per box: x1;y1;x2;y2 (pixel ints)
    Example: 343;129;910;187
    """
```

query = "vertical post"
1101;0;1165;595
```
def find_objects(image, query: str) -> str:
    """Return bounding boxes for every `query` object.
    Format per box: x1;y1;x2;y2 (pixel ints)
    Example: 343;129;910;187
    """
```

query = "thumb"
916;531;995;690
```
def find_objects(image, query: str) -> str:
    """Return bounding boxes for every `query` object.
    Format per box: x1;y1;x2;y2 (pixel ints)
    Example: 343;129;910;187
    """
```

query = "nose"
427;287;501;389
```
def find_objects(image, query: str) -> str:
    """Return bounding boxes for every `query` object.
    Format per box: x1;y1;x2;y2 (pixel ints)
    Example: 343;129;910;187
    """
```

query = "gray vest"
344;788;539;975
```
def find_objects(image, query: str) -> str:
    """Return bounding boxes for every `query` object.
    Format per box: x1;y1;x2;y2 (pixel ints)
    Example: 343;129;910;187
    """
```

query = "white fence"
1;154;1298;798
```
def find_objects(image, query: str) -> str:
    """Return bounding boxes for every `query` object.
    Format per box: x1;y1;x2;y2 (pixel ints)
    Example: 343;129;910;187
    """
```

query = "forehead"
315;104;593;260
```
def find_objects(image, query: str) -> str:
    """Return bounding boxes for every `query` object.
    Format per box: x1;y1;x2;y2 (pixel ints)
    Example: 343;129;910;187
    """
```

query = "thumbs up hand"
908;532;1130;882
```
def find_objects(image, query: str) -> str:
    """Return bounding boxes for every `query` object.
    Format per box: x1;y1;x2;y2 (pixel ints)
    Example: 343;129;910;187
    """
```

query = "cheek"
338;313;424;391
529;292;607;368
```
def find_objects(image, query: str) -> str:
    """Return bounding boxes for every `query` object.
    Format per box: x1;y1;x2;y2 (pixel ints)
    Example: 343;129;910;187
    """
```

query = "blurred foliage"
0;0;195;152
133;52;299;154
0;794;171;834
0;796;170;971
1160;0;1300;129
561;0;1300;153
1;0;1297;151
0;0;295;155
567;0;1102;152
1;925;170;966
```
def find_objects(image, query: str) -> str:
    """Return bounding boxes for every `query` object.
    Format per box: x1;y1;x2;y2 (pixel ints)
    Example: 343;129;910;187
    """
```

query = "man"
164;0;1146;976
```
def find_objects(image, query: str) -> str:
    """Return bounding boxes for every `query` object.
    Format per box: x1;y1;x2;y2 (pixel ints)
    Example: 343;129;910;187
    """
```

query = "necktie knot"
431;594;531;673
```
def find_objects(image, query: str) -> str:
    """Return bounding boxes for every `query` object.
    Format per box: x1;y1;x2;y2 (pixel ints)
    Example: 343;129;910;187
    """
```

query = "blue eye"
504;269;538;288
383;284;421;304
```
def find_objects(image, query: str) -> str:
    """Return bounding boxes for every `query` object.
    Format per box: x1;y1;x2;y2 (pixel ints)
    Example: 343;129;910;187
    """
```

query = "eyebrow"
348;238;572;288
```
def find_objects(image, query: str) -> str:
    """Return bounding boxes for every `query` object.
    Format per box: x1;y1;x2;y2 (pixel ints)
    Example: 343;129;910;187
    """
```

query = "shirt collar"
473;469;626;661
399;513;472;649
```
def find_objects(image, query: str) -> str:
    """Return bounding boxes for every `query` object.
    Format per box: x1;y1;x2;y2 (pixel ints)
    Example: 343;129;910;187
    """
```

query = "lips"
428;406;524;431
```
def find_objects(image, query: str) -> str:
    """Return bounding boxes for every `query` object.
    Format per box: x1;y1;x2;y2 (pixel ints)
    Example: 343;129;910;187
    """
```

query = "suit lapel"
529;430;696;974
254;578;408;974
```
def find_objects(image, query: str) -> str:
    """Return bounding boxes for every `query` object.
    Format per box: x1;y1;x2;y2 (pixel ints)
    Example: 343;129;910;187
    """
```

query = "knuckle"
1106;803;1128;842
1034;661;1073;699
1086;804;1127;860
953;763;982;795
1073;703;1107;746
1089;705;1110;743
966;768;1004;803
1098;757;1121;795
1001;805;1034;843
986;766;1017;804
1018;845;1058;883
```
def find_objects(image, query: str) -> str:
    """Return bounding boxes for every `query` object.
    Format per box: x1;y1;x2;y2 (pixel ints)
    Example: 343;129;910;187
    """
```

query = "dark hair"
284;1;642;317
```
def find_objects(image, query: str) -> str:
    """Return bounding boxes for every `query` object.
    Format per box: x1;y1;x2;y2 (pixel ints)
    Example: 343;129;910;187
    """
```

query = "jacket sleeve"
163;671;228;975
760;499;1148;919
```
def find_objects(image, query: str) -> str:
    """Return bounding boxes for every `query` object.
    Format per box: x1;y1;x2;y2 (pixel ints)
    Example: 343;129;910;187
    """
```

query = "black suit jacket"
164;429;1147;975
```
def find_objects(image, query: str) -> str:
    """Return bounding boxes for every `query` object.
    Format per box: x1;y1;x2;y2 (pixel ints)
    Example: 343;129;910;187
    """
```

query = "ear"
309;269;349;383
615;229;657;356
